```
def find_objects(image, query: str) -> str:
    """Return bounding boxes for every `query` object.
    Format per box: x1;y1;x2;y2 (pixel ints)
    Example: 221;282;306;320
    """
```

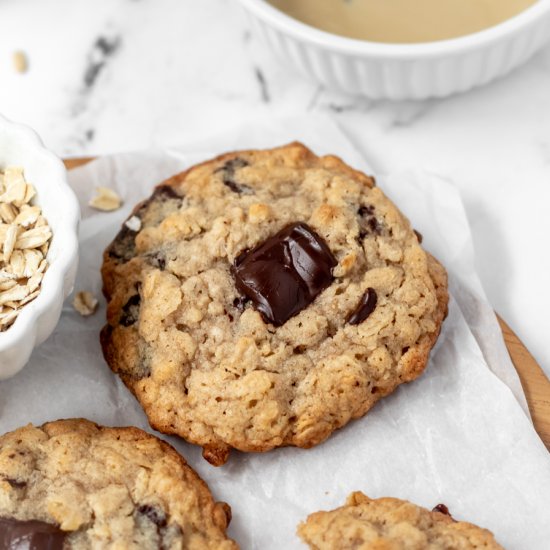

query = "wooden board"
64;157;550;451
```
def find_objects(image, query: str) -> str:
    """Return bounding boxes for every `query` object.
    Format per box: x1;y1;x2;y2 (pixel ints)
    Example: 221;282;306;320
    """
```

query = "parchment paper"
1;117;549;548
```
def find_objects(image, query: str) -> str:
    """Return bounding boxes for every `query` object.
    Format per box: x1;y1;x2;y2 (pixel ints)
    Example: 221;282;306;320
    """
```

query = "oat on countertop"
12;50;28;74
89;186;122;212
73;291;99;317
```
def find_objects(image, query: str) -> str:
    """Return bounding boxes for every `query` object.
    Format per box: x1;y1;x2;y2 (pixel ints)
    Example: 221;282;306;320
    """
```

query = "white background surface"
1;0;549;375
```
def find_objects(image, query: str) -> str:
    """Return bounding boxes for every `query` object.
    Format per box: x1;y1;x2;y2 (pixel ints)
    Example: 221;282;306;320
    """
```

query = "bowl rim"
238;0;550;57
0;113;80;352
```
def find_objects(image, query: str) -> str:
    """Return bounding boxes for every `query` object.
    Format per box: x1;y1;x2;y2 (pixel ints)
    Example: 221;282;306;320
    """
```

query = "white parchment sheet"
1;117;549;548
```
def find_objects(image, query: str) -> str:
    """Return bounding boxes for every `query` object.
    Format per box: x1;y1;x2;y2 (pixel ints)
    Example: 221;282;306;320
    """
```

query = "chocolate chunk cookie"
101;143;448;465
298;492;503;549
0;419;237;549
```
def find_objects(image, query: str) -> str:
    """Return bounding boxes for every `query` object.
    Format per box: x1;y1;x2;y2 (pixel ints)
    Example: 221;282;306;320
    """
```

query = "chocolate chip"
120;294;141;327
367;217;380;233
153;184;183;202
138;505;167;528
432;504;451;516
414;229;423;243
0;517;66;550
358;205;381;237
145;252;166;271
358;205;375;217
233;222;337;327
217;158;253;195
5;478;26;489
232;296;248;312
221;158;248;172
348;288;378;325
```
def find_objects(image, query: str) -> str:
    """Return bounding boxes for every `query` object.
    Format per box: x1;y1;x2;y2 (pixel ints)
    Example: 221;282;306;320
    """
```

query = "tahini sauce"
268;0;538;43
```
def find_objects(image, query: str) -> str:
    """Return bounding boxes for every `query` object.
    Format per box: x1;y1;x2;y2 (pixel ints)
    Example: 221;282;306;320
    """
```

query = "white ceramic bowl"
0;115;79;378
238;0;550;99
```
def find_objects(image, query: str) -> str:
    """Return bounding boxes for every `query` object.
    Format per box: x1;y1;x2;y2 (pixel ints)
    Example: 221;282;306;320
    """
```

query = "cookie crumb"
73;291;98;316
89;187;122;211
13;51;28;73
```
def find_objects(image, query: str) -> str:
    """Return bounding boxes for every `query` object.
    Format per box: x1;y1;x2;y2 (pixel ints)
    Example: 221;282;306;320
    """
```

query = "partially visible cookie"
298;492;503;549
0;419;237;549
101;142;448;465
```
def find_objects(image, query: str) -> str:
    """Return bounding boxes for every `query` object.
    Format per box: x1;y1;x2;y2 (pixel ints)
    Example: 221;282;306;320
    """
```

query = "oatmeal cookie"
0;419;236;549
298;492;503;549
101;142;448;465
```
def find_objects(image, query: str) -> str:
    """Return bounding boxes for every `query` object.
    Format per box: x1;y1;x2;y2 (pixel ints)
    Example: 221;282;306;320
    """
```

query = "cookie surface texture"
298;492;504;549
0;419;237;549
101;142;448;465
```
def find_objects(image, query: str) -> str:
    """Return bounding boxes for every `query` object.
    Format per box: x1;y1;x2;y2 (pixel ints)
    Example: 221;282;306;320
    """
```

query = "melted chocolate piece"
0;517;66;550
217;158;253;195
348;288;377;325
138;505;167;528
432;504;451;516
233;222;337;326
414;229;423;243
120;294;141;327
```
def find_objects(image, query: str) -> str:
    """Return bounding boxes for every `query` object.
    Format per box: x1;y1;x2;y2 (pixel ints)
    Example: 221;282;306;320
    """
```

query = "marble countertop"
1;0;549;378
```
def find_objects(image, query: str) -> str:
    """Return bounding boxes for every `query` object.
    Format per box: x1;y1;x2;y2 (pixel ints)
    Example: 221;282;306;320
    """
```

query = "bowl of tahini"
237;0;550;99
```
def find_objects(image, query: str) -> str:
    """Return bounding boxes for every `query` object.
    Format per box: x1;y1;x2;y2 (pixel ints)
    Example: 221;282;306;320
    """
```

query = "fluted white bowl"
0;114;79;378
238;0;550;99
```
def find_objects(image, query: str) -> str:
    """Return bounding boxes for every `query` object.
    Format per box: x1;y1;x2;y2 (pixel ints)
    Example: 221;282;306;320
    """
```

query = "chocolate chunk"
414;229;423;243
138;505;167;528
217;158;253;195
0;517;66;550
233;222;337;326
432;503;451;516
108;187;182;262
108;225;138;261
348;288;377;325
107;200;148;261
120;294;141;327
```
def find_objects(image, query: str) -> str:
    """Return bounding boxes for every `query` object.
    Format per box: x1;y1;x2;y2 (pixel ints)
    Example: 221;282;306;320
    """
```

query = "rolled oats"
13;51;29;74
89;187;122;212
73;291;99;317
0;166;52;331
15;225;52;250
